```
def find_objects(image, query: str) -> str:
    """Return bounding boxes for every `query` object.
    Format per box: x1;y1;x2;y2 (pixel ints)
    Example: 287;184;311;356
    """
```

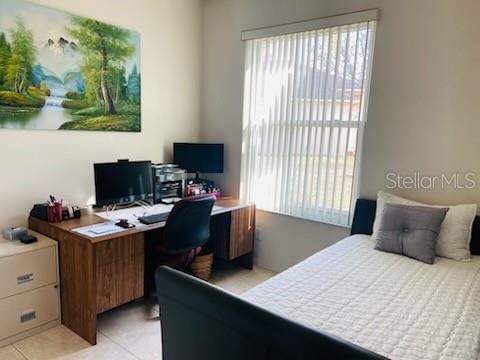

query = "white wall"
201;0;480;272
0;0;203;229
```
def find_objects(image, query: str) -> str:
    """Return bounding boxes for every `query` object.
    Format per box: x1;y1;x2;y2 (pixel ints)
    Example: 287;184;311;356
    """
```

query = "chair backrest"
163;196;216;254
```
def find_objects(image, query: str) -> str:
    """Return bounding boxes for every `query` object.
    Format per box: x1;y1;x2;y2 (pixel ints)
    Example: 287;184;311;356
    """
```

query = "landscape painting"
0;0;141;132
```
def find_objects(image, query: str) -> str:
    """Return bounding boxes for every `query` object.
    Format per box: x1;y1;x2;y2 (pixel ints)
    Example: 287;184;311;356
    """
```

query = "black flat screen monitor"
173;143;224;174
94;161;153;207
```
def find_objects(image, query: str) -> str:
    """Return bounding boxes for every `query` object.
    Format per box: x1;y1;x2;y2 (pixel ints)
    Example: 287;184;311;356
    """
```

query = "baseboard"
0;319;61;348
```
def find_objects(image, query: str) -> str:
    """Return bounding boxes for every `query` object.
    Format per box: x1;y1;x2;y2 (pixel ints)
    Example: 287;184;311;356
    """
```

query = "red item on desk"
211;190;221;198
186;183;221;198
47;202;63;222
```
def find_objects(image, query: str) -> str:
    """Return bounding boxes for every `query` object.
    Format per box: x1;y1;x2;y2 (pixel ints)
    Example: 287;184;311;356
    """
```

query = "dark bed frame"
155;198;480;360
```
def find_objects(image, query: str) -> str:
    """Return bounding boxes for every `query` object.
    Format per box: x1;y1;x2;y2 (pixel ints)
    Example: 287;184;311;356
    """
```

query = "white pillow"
372;191;477;261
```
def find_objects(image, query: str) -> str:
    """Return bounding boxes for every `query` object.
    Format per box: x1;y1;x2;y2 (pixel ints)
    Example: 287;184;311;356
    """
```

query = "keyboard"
138;212;170;225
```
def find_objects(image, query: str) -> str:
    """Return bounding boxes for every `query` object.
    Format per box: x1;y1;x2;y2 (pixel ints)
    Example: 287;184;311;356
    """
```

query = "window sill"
254;207;352;229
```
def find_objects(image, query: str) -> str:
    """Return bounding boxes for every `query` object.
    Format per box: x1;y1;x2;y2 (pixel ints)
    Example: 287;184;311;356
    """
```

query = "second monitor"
173;143;224;175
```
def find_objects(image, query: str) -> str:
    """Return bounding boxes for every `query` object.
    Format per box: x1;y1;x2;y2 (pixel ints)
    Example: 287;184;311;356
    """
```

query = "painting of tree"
5;20;36;93
0;0;141;132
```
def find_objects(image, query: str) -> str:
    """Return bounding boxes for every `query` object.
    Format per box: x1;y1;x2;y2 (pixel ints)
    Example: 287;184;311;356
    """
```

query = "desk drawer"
229;206;255;259
96;234;144;267
0;285;59;341
0;246;57;299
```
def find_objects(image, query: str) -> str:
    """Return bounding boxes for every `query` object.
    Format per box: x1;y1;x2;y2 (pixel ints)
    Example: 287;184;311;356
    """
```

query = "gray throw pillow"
375;203;448;264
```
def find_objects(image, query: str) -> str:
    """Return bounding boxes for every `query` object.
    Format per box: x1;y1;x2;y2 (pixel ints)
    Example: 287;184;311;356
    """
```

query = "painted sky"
0;0;140;78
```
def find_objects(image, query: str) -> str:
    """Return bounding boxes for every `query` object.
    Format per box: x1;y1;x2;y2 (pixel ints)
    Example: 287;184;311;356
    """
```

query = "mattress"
243;235;480;360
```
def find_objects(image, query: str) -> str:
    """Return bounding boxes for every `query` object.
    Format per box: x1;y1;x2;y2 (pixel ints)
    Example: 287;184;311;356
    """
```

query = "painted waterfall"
0;0;141;132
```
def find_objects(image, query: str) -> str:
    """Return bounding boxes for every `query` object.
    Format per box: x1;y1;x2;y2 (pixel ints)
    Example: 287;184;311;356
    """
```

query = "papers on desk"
96;204;174;224
96;204;224;224
72;223;128;238
73;204;226;238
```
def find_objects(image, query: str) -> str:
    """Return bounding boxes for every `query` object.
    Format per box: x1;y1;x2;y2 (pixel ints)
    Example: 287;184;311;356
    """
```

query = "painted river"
0;89;72;130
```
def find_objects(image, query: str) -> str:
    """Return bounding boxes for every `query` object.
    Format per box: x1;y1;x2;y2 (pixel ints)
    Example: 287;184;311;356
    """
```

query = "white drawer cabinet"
0;284;59;340
0;231;60;347
0;246;57;299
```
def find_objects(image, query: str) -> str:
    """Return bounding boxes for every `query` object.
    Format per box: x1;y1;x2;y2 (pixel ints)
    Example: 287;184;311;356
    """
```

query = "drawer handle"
248;207;253;230
20;310;36;323
17;273;34;284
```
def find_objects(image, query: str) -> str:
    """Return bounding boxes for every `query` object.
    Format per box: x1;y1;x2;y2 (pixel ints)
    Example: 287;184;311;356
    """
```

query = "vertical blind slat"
279;36;296;212
348;21;375;224
273;36;288;210
271;37;285;210
278;35;294;211
261;38;275;196
241;19;376;227
293;32;313;215
292;33;309;214
242;41;255;199
257;39;270;188
307;29;327;217
249;42;261;198
321;25;343;222
301;30;321;217
283;33;302;212
338;23;361;226
331;25;352;225
314;27;334;218
289;34;304;215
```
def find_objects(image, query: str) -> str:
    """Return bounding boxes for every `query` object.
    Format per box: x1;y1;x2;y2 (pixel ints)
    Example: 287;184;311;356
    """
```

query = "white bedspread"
243;235;480;360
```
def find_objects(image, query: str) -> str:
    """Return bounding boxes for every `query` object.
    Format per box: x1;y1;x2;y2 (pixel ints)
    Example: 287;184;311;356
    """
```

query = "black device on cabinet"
173;143;224;180
152;164;187;204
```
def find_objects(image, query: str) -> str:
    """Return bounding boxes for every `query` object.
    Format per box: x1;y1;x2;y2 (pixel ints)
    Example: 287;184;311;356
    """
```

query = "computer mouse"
115;220;136;229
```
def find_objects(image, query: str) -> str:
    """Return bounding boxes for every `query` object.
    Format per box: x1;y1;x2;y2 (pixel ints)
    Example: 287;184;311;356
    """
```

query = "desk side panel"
58;231;97;344
29;218;97;345
95;233;144;314
210;212;231;260
229;205;255;260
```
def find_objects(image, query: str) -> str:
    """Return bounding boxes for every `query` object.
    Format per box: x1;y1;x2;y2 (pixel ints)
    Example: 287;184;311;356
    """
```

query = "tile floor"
2;264;275;360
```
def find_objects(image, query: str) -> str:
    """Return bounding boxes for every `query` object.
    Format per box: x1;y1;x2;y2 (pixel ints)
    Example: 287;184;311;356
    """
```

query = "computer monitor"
173;143;224;174
94;160;153;207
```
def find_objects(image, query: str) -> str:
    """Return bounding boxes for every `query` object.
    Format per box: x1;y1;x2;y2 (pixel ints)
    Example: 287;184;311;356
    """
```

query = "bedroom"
0;0;479;359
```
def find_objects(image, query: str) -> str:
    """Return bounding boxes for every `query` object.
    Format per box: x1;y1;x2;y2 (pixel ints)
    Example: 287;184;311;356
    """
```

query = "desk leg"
229;206;256;270
211;206;256;270
234;252;254;270
57;231;97;345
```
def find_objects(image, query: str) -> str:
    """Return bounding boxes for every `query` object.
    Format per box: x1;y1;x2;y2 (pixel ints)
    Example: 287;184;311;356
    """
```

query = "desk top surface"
30;199;253;244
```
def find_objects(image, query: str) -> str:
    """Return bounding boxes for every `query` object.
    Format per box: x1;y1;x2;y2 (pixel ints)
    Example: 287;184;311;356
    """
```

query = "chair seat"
155;245;202;268
152;195;216;275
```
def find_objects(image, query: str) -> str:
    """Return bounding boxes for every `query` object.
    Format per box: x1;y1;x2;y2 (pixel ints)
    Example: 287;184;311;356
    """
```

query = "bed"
155;199;480;360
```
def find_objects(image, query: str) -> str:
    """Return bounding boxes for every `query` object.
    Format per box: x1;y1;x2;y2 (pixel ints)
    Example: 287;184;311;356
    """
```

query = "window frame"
240;12;377;227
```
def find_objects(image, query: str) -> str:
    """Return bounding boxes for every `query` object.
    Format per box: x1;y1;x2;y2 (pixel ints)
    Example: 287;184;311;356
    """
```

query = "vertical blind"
240;15;377;227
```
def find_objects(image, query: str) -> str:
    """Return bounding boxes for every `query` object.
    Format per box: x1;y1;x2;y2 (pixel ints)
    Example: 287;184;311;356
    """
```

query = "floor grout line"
12;344;29;360
97;330;144;360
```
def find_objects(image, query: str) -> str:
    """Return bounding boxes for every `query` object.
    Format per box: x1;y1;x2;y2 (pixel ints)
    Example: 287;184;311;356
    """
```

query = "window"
240;11;377;227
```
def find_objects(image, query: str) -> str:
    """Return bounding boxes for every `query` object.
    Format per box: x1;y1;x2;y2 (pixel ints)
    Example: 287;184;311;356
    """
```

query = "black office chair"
153;195;216;269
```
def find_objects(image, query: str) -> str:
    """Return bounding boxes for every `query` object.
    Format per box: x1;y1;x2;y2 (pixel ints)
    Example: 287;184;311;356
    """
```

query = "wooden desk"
29;199;255;345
